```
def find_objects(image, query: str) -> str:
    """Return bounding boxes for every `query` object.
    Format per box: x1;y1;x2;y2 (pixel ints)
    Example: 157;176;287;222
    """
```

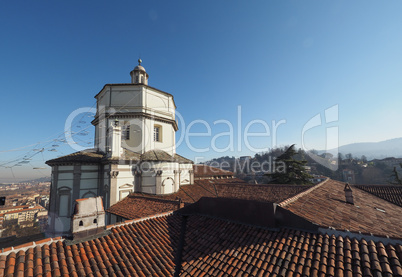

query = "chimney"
71;196;106;239
344;183;354;205
178;198;184;209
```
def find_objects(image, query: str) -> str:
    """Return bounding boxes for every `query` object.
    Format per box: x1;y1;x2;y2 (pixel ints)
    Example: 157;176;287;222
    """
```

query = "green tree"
390;163;402;185
266;144;313;185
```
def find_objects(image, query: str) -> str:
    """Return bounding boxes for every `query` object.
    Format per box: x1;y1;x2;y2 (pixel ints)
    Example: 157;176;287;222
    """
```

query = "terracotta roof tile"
194;164;234;178
106;196;180;220
2;197;402;277
46;148;192;165
46;149;104;165
108;179;310;219
355;185;402;207
283;179;402;239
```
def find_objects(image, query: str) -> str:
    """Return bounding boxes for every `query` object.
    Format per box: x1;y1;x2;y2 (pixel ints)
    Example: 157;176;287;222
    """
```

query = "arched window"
82;191;97;198
93;218;97;224
79;220;83;226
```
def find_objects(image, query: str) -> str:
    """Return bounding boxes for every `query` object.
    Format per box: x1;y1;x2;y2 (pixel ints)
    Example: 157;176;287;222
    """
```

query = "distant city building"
46;60;194;235
0;205;46;230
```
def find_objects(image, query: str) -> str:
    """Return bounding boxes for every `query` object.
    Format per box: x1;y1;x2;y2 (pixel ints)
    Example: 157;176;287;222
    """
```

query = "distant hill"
21;176;51;184
322;138;402;160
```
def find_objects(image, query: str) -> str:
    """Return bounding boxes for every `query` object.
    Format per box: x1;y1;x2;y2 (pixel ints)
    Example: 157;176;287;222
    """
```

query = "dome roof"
133;58;146;72
134;65;146;72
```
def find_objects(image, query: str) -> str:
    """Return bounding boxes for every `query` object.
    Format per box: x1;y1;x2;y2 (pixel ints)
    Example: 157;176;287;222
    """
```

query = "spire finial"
138;58;142;65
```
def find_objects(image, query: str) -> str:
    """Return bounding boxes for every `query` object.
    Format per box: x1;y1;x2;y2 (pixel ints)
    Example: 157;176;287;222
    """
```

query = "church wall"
140;161;181;195
143;118;175;155
121;118;143;153
82;165;98;171
141;170;157;194
95;117;109;153
146;90;168;110
97;88;110;111
48;62;195;235
179;163;193;185
160;173;175;194
49;164;102;235
110;88;142;107
102;165;110;209
107;165;135;203
60;166;74;171
79;170;98;196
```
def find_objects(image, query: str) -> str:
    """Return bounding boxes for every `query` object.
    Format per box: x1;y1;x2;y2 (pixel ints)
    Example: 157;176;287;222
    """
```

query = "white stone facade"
47;61;193;235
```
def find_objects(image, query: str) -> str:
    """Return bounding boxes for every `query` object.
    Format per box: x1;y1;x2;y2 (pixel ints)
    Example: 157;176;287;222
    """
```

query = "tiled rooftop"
193;164;234;178
180;215;402;277
46;148;193;165
355;185;402;207
107;179;310;219
283;179;402;239
141;150;193;164
107;196;181;220
1;213;402;277
46;149;104;165
0;215;180;277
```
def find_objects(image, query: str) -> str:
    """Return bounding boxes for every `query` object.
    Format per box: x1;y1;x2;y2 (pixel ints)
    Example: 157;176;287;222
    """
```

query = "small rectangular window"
154;126;161;142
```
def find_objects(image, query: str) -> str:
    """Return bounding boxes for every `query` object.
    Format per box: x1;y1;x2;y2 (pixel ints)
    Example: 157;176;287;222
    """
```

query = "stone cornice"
94;83;176;108
91;112;178;131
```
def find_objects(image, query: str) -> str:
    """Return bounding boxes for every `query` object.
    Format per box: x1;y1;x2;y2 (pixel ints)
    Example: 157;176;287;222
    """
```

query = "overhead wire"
1;80;147;175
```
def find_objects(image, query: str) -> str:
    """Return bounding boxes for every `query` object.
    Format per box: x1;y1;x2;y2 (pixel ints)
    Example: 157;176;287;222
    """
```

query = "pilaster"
109;164;119;206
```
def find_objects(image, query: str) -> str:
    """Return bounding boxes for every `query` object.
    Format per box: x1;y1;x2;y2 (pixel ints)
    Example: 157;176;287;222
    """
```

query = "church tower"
46;60;193;236
93;59;177;157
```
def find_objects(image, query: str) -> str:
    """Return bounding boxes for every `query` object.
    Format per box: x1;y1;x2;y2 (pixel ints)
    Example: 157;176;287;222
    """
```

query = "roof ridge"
106;211;173;229
127;194;182;204
0;236;64;256
278;178;330;207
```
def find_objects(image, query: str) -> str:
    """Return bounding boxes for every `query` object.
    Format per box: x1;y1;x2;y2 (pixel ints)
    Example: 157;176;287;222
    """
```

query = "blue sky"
1;1;402;182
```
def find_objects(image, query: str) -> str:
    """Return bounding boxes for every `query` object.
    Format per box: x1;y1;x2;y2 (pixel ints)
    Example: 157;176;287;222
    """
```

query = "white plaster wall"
141;172;156;194
95;85;177;155
97;88;110;111
146;90;168;110
179;164;193;185
143;119;175;155
110;88;142;107
161;174;175;194
97;119;107;152
114;165;135;201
